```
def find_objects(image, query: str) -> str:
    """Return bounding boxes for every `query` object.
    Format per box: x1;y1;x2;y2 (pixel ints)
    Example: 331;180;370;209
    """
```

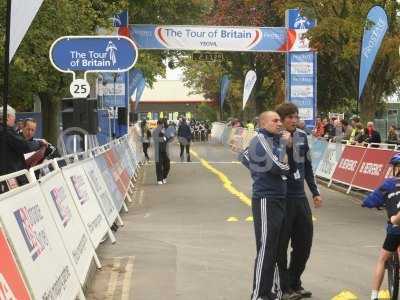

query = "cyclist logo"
106;41;118;66
293;13;313;30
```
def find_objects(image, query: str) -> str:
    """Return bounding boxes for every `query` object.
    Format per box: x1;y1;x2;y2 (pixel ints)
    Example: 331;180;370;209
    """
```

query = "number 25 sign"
50;36;138;98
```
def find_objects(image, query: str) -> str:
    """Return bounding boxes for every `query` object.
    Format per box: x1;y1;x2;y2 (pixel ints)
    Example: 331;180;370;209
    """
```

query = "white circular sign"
70;79;90;98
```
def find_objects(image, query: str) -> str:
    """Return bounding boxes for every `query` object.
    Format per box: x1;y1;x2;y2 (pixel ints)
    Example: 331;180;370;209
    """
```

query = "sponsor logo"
14;205;49;261
0;273;16;300
338;158;358;172
358;162;383;176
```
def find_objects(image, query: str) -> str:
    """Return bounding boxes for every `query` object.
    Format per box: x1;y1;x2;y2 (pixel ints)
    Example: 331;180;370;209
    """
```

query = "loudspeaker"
61;98;98;134
118;107;127;125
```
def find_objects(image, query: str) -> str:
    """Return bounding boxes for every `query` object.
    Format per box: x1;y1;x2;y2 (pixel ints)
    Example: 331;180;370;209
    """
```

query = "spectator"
357;122;381;146
16;119;24;134
313;117;325;137
387;125;398;145
153;120;168;184
341;119;353;141
246;120;255;131
324;118;336;140
0;105;45;176
178;117;192;162
297;119;311;135
140;120;151;161
349;116;360;141
351;122;364;144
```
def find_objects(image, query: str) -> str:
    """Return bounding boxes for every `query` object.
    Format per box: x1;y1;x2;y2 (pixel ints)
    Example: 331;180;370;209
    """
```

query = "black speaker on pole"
118;107;127;125
61;98;98;134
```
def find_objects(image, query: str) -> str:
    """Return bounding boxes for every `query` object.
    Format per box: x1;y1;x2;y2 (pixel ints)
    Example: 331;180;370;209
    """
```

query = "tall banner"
285;9;317;128
10;0;44;61
101;72;126;107
220;75;230;110
242;70;257;110
358;6;388;100
134;77;146;112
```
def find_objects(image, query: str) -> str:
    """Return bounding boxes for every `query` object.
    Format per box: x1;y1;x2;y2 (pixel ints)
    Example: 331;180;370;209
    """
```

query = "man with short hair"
239;111;290;300
275;103;322;300
178;117;192;162
0;106;45;176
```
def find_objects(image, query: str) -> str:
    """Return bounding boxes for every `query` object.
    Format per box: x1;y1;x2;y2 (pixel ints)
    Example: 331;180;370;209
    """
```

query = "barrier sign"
94;154;125;211
0;227;30;300
61;163;109;248
310;138;328;172
0;184;81;300
38;170;94;285
351;148;394;191
50;36;138;73
82;159;119;226
331;146;367;185
316;143;344;179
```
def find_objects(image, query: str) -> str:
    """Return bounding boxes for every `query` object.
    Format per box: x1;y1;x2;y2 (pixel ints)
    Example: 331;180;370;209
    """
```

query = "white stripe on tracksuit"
252;198;267;300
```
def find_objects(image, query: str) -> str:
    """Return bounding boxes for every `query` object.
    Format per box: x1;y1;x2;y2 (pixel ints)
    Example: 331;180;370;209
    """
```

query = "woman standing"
140;120;151;161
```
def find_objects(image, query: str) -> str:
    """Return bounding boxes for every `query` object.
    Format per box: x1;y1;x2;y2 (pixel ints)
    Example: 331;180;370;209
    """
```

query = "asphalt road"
87;142;388;300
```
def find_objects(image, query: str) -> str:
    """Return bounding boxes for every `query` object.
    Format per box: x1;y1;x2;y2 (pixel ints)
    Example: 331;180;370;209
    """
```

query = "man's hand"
282;130;293;148
38;139;48;147
313;195;322;208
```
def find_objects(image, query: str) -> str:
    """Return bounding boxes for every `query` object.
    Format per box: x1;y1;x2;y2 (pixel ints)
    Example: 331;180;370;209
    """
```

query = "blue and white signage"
50;36;138;73
130;25;288;52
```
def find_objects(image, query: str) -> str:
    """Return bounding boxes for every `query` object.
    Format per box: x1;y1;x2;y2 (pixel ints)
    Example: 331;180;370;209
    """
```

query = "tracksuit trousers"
277;196;313;292
251;197;286;300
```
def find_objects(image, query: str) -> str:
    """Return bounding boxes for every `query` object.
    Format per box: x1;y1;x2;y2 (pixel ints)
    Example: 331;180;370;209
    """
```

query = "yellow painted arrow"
246;216;254;222
331;290;358;300
227;217;239;222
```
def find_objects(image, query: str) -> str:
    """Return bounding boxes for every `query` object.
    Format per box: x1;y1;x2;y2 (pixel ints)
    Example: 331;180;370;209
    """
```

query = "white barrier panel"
81;158;119;226
0;183;82;300
94;153;125;211
37;167;95;285
316;142;345;179
61;162;110;248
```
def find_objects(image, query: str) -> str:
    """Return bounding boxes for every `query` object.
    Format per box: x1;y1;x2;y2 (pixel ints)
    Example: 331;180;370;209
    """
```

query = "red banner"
0;229;31;299
332;146;367;185
351;148;395;191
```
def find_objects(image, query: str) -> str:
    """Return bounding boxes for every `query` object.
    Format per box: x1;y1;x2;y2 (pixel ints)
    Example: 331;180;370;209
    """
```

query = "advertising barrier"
350;148;394;192
0;181;82;300
0;227;31;300
82;158;121;227
61;162;111;248
330;146;367;188
94;152;126;211
34;164;96;285
316;142;344;180
310;138;328;172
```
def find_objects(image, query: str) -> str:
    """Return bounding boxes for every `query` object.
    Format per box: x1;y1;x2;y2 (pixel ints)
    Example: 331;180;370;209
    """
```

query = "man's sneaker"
282;291;302;300
157;181;163;185
294;287;312;298
163;179;167;184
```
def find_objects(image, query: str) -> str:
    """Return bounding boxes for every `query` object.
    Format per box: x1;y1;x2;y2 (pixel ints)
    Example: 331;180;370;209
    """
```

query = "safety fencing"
211;122;400;194
0;127;144;299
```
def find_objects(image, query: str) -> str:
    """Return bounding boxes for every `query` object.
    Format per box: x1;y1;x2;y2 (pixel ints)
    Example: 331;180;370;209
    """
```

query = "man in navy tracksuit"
275;103;322;300
239;111;291;300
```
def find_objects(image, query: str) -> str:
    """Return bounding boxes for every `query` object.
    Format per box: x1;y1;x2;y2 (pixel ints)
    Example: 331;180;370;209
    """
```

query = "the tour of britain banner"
130;25;289;52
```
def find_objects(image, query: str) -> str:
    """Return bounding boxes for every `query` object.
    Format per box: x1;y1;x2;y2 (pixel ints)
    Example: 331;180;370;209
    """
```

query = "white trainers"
163;179;167;184
157;181;163;185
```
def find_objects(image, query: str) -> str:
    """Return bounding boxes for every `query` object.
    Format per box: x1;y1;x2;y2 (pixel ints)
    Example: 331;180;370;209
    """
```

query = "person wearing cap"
0;105;46;176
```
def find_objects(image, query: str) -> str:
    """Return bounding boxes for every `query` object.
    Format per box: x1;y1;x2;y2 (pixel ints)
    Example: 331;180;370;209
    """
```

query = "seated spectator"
324;117;336;140
387;125;398;144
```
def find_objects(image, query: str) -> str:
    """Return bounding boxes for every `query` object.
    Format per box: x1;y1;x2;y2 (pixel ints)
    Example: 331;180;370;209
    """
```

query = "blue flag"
129;68;144;97
112;10;128;27
220;75;231;109
359;6;388;100
134;78;146;112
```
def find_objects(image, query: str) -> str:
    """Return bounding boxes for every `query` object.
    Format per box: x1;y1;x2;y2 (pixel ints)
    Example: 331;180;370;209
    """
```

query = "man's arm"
391;212;400;226
303;136;322;207
255;134;290;175
6;128;33;154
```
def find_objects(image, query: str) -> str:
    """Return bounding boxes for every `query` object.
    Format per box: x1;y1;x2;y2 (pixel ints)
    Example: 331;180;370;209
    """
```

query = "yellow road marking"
227;217;239;222
379;290;390;299
312;216;317;222
190;150;251;207
331;290;358;300
105;258;121;299
246;216;254;222
121;256;135;300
